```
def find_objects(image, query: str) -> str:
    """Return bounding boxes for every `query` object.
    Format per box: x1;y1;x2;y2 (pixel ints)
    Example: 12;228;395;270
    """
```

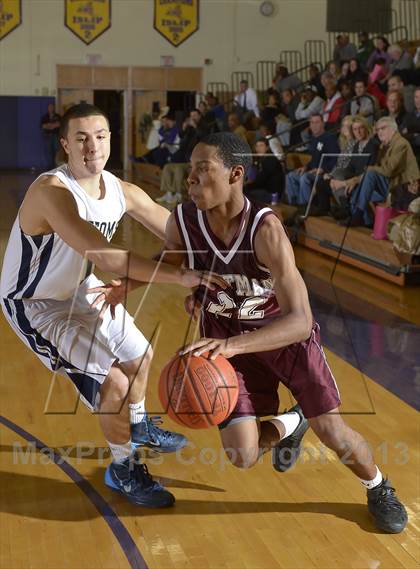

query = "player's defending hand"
179;337;238;360
88;278;128;320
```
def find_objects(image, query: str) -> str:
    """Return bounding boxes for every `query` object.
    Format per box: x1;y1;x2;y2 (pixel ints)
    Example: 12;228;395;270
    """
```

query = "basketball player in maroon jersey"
96;133;407;533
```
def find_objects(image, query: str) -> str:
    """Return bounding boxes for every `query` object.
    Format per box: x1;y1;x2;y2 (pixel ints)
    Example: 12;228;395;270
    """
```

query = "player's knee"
224;447;259;469
121;346;153;378
103;368;130;401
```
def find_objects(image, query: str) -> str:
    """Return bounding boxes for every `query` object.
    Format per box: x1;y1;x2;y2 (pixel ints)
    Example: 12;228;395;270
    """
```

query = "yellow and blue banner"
65;0;111;45
154;0;199;47
0;0;21;42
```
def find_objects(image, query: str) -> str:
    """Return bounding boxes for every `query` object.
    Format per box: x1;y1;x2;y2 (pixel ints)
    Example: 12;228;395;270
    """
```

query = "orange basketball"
158;352;239;429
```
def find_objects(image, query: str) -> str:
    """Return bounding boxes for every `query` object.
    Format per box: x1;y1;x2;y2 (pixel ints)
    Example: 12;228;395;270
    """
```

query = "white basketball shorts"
1;274;149;411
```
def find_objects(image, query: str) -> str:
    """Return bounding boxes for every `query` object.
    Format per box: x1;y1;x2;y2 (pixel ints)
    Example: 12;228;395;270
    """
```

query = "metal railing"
256;61;277;92
279;50;303;72
399;0;420;40
293;61;324;82
206;82;230;105
386;25;409;43
304;40;328;69
231;71;255;93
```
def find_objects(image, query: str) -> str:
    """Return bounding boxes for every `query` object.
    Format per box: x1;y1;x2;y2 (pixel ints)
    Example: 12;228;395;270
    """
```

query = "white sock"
107;440;132;463
129;399;145;424
360;466;383;490
270;411;300;439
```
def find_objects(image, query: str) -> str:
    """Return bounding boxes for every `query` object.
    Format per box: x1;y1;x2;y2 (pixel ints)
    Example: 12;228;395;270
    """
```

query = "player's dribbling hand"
179;337;238;360
184;294;202;321
87;278;128;320
181;269;226;291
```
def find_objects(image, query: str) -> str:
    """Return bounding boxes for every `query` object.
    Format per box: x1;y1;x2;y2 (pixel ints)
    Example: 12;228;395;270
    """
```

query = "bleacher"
137;5;420;287
201;12;420;287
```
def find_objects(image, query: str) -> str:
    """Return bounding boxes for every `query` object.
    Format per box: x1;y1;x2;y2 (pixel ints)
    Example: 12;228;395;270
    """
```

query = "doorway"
167;90;196;121
94;90;123;170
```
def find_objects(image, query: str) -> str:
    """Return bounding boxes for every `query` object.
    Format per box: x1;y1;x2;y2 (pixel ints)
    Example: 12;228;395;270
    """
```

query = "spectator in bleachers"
168;109;209;165
367;69;387;109
261;92;282;133
333;34;357;65
286;113;340;207
369;57;388;86
314;115;379;217
344;116;419;226
356;32;375;70
244;138;285;204
339;80;354;116
41;103;61;170
295;86;325;121
257;123;284;160
198;101;219;133
323;80;344;129
366;37;391;72
156;110;210;204
347;58;368;85
233;80;260;122
274;65;302;95
387;75;415;113
383;91;407;130
338;60;351;86
227;112;248;142
351;79;377;124
401;87;420;162
308;115;355;215
387;44;414;78
275;88;299;146
205;92;226;131
198;100;208;115
308;63;325;97
141;111;179;168
325;61;341;82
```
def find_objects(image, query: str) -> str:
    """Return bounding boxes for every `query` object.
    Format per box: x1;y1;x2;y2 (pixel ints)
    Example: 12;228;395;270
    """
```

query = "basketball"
158;352;239;429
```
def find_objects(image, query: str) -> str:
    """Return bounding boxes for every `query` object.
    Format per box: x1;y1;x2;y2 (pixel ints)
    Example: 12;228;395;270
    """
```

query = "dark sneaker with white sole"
105;453;175;508
131;414;188;453
272;404;309;472
367;478;408;533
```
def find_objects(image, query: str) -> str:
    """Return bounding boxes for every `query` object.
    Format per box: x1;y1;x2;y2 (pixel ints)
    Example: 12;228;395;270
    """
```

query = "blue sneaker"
272;404;309;472
104;453;175;508
131;415;188;453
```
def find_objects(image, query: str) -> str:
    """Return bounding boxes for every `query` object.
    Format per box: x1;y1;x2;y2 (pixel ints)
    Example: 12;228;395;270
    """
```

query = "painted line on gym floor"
0;415;148;569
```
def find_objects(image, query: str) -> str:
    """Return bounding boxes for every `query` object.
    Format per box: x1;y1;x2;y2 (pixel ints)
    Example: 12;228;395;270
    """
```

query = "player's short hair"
60;103;110;138
200;132;252;172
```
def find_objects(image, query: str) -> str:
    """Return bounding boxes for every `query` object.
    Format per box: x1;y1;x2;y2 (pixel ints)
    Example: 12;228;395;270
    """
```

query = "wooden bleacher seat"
299;216;420;286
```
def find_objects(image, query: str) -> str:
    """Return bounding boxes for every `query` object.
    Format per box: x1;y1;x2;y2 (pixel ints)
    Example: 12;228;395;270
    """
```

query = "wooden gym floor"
0;171;419;569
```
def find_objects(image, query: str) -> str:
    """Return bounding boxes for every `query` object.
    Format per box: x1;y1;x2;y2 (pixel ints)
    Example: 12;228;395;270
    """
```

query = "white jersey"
0;164;126;301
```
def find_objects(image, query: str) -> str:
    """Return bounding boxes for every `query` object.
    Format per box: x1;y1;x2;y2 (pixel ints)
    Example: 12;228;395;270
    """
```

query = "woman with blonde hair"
309;115;378;216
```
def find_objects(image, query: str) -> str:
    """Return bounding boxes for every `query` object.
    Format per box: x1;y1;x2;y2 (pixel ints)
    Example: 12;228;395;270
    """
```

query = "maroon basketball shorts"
209;322;341;423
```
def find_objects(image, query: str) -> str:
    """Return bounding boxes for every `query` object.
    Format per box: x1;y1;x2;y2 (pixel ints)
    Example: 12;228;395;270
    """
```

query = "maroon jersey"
175;198;281;339
174;198;341;420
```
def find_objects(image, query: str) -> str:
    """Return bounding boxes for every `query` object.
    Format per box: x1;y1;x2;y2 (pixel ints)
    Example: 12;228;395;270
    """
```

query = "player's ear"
60;136;70;155
229;165;244;184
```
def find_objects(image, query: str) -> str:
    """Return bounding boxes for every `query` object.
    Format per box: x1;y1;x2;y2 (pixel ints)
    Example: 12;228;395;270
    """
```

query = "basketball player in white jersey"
94;132;408;532
0;103;225;508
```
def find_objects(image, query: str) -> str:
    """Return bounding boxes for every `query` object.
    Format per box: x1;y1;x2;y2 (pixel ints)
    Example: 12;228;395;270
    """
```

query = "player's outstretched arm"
181;215;313;359
36;182;225;291
122;181;170;240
